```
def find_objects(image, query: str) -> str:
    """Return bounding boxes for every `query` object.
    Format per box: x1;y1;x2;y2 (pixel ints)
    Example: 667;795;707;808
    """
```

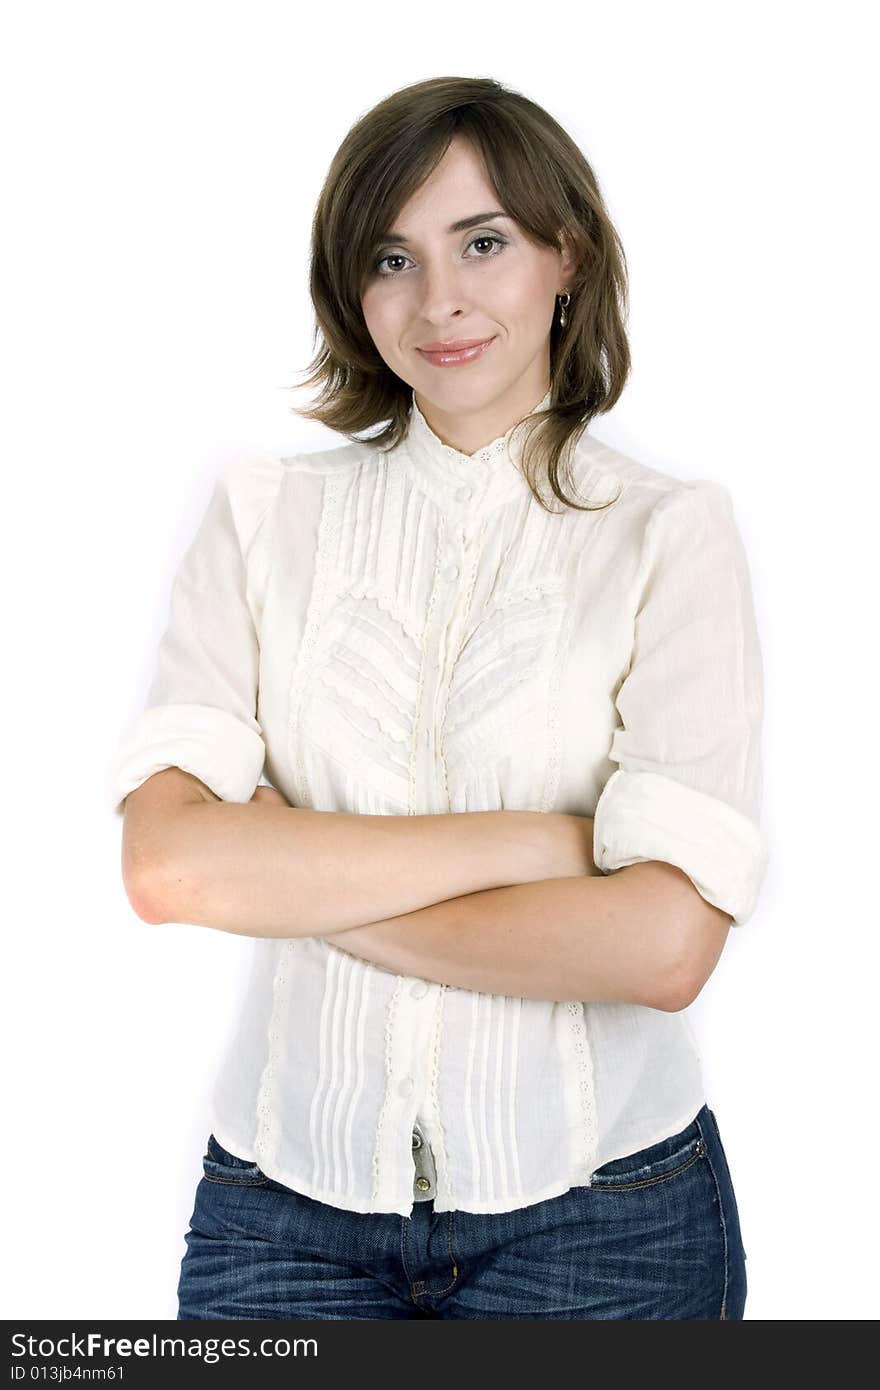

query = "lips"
416;336;496;367
419;337;490;351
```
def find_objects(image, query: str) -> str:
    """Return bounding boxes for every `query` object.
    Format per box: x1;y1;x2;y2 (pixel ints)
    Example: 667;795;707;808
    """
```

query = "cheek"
492;270;554;328
521;274;556;316
362;295;405;352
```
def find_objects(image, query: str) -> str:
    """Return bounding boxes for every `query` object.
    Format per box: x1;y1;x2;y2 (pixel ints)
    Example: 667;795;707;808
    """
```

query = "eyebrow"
376;211;510;247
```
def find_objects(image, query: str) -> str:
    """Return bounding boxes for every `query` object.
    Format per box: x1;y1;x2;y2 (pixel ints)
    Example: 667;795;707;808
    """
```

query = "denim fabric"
177;1103;747;1320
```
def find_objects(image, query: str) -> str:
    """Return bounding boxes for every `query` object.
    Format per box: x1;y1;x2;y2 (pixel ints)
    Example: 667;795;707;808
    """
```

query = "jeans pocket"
202;1133;269;1187
706;1109;747;1262
590;1124;707;1191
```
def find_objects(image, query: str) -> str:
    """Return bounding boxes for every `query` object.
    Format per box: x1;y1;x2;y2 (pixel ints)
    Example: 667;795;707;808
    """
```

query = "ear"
557;230;580;289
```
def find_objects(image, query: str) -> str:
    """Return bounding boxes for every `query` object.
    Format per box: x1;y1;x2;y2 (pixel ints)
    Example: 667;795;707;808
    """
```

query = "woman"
111;76;768;1319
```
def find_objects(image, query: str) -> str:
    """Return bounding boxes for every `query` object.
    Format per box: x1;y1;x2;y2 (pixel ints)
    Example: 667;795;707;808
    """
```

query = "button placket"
411;1121;438;1202
416;517;474;812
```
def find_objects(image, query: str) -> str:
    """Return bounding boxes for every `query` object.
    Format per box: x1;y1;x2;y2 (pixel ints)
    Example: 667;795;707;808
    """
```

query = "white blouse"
108;388;768;1218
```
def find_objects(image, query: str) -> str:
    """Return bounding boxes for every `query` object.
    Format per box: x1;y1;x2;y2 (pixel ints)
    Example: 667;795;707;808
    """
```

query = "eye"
372;233;508;277
468;234;507;258
374;252;410;276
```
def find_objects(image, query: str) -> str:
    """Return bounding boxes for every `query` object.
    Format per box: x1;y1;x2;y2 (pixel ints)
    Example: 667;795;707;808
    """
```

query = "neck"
413;378;551;458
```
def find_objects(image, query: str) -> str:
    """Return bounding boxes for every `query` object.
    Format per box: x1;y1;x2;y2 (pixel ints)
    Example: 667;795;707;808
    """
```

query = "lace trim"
409;388;551;471
313;666;411;743
482;579;565;611
288;472;344;809
540;594;575;813
444;660;543;737
326;580;424;645
401;392;552;513
443;572;566;742
410;403;517;468
432;432;512;463
427;984;454;1208
565;1001;599;1174
437;514;483;808
371;975;404;1203
408;515;444;816
253;940;297;1171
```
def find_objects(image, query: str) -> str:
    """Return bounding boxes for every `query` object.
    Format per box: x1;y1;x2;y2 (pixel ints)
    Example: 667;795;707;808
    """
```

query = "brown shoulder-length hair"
289;75;630;513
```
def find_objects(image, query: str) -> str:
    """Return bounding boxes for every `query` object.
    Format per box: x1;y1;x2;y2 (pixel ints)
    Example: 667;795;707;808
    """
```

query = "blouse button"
398;1076;414;1098
456;485;472;502
443;564;459;581
410;981;428;999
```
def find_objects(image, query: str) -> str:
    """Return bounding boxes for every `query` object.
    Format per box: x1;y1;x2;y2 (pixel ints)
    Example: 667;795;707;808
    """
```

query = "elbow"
121;817;186;927
647;900;733;1013
643;929;706;1010
119;774;211;925
122;862;175;925
649;962;704;1014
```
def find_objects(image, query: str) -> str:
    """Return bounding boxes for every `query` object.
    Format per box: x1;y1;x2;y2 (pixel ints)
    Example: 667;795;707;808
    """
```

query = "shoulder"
214;439;372;552
278;439;375;477
572;430;735;532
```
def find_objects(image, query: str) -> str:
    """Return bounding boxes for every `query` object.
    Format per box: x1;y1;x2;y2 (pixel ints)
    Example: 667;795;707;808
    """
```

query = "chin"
416;367;508;399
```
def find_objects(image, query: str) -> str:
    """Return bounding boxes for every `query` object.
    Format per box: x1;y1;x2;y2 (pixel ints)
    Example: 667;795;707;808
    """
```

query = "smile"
416;337;497;368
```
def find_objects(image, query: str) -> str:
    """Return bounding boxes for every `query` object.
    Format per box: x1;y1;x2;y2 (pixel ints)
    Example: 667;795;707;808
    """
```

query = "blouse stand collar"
399;387;553;516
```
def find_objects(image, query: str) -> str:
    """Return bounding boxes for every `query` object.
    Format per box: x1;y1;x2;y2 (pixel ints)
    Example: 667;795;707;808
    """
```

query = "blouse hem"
206;1097;709;1219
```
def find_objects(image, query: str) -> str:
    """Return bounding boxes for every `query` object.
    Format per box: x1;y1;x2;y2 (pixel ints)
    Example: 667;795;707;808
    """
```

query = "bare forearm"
149;802;591;938
330;863;695;1008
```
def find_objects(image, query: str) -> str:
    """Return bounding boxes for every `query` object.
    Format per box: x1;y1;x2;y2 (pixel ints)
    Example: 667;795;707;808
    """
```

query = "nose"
416;254;469;325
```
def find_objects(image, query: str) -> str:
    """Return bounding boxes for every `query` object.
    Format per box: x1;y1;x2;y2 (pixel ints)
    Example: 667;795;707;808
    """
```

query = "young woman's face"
360;136;576;439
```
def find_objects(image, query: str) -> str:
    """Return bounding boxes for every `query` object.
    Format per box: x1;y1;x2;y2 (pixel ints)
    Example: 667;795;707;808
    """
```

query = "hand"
249;784;292;809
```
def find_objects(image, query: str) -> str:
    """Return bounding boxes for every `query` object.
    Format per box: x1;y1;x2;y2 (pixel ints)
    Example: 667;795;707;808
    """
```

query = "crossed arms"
120;768;732;1010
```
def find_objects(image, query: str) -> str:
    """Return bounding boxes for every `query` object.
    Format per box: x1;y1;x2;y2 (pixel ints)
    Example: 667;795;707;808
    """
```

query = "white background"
3;0;876;1321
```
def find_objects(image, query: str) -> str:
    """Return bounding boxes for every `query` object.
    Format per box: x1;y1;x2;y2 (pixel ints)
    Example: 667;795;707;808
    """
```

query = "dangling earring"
558;291;571;328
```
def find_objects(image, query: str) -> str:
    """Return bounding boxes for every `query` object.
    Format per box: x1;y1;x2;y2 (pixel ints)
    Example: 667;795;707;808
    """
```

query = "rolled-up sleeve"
108;453;282;817
593;479;769;926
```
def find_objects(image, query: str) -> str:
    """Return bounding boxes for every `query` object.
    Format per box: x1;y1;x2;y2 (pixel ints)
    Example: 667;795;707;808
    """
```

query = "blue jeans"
177;1103;747;1320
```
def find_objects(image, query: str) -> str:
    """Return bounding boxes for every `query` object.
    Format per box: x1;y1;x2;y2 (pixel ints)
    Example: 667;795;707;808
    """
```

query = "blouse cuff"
593;768;769;927
108;703;266;817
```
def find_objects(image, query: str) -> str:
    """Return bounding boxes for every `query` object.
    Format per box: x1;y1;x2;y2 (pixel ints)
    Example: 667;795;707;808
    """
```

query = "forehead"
393;139;498;226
